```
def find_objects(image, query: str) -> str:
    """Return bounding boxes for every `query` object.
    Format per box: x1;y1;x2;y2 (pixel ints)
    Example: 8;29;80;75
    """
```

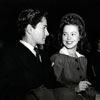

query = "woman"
50;13;96;100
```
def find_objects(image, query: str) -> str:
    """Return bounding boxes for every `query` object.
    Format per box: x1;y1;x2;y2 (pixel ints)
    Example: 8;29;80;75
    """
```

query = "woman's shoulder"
51;53;61;59
50;52;68;62
76;52;87;62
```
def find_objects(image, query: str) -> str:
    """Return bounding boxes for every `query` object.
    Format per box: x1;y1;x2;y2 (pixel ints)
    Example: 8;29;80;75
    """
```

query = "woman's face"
62;24;80;50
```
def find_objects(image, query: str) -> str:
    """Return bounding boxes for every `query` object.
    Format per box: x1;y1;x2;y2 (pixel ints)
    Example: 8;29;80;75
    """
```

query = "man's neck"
22;37;36;47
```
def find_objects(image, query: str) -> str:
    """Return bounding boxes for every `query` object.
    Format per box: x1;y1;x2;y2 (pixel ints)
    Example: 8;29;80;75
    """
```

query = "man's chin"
42;40;45;44
39;41;45;45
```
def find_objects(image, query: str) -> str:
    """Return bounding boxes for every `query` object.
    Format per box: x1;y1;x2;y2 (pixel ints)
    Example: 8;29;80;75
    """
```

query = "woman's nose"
67;35;71;40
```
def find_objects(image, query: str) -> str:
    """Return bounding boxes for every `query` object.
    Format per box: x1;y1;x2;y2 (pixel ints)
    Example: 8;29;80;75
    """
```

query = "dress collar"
59;46;84;57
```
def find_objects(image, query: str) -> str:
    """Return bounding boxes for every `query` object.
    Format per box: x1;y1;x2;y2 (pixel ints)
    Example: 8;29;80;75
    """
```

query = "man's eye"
43;27;46;30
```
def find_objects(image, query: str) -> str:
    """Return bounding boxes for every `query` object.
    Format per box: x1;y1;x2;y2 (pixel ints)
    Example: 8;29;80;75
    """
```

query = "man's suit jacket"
0;42;53;100
91;51;100;92
87;50;100;92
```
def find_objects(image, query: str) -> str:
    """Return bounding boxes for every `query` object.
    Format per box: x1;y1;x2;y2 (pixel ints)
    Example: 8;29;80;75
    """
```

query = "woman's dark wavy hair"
57;13;88;53
17;9;48;39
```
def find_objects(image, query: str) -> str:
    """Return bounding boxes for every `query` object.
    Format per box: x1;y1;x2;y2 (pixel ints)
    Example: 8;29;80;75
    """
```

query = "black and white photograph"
0;0;100;100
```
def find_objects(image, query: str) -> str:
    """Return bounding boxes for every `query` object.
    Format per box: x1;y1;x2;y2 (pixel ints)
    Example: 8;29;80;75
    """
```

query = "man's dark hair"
17;9;48;39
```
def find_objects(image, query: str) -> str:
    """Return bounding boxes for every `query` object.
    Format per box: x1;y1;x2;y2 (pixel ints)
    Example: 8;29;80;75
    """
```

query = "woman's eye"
72;33;76;36
63;33;67;36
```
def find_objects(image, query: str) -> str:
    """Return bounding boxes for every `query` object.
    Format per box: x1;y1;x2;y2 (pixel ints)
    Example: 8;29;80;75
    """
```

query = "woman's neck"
66;48;77;58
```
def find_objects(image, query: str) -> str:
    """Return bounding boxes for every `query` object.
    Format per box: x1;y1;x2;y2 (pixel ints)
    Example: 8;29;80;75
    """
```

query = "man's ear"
25;24;33;35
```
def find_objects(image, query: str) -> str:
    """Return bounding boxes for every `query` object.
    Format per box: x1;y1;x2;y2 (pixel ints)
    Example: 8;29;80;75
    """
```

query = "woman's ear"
78;35;81;41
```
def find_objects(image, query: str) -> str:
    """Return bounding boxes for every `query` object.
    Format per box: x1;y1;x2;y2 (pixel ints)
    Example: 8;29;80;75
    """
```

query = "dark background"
0;0;100;46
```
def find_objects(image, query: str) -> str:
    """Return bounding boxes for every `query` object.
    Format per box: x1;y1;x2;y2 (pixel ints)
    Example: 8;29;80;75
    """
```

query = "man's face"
30;17;49;46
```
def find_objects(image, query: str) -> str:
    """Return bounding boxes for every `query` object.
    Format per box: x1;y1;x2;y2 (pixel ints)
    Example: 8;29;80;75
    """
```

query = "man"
87;39;100;92
0;9;55;100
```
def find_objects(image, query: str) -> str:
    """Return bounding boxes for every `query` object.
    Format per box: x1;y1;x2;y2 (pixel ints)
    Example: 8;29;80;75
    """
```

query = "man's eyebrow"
44;25;48;27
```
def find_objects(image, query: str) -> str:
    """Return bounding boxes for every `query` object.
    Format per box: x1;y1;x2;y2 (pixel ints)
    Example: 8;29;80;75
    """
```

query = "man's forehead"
41;17;47;25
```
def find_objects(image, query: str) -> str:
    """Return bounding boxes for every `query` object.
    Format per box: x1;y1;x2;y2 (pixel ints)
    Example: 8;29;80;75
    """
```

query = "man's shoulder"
2;42;26;57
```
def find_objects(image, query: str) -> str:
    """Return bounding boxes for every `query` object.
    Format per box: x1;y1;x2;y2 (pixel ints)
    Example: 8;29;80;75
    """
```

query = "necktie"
34;47;40;60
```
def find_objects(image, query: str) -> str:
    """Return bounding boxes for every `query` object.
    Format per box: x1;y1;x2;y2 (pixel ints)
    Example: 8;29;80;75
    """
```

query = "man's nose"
46;29;49;36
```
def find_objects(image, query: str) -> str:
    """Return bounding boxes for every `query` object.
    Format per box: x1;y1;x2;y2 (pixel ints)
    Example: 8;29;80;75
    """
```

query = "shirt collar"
20;40;35;53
